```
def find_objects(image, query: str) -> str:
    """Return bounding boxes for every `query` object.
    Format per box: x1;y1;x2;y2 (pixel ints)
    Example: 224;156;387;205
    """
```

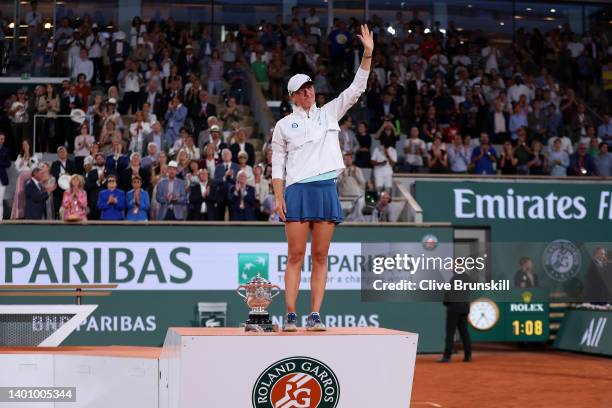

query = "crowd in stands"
1;6;612;222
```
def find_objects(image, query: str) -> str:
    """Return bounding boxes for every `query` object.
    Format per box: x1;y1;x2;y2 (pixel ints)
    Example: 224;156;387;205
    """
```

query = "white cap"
137;37;145;45
287;73;313;95
108;97;117;104
84;156;94;166
167;160;178;168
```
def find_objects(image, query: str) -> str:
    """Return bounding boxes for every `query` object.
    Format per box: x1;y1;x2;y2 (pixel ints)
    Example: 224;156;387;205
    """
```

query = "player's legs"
284;221;310;313
309;221;336;313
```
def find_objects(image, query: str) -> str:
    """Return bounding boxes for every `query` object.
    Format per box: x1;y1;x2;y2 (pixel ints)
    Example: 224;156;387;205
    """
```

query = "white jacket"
272;68;369;187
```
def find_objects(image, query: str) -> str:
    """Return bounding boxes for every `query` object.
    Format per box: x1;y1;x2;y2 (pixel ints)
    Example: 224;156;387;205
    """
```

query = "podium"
159;327;418;408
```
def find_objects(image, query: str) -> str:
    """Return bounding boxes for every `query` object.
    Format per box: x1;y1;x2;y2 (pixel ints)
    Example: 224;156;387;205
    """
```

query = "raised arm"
326;25;374;121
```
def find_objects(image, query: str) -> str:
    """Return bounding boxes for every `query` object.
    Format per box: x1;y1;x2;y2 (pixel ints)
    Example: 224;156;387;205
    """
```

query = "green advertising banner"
554;309;612;356
0;224;453;352
414;180;612;305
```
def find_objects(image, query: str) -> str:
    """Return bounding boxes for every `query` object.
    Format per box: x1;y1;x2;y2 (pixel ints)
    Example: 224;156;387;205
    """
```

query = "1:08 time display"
512;320;543;336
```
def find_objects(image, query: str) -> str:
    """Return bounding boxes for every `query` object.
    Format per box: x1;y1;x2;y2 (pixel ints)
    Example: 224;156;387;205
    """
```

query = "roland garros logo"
252;356;340;408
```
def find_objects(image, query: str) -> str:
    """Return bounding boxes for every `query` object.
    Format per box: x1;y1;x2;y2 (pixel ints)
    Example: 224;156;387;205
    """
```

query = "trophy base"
243;323;279;333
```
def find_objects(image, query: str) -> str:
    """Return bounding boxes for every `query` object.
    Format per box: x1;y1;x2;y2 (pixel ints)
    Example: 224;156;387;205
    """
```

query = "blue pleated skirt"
284;179;343;224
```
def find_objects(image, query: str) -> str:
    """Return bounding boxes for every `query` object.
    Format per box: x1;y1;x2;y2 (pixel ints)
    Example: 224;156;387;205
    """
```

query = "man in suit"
214;148;240;184
105;139;129;177
97;174;125;220
229;128;256;167
228;170;256;221
139;80;164;119
25;167;55;219
439;272;473;363
164;95;189;144
583;247;611;304
191;90;217;137
119;152;151;193
177;45;200;81
0;132;11;220
84;154;106;220
487;99;510;143
213;149;239;220
188;168;220;220
514;257;539;288
143;121;172;156
50;146;76;218
374;93;400;130
155;161;188;220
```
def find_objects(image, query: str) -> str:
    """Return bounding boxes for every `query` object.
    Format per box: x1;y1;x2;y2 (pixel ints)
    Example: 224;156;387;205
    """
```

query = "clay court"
411;348;612;408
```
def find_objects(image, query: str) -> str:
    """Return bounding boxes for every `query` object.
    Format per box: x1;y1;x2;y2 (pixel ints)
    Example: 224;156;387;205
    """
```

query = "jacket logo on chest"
291;123;298;128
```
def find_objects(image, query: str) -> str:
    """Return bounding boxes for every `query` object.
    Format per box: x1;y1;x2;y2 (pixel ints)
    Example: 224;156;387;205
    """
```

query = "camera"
362;190;378;215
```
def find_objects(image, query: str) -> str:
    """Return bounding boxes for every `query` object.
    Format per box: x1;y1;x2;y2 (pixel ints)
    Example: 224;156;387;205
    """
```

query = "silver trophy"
236;274;281;332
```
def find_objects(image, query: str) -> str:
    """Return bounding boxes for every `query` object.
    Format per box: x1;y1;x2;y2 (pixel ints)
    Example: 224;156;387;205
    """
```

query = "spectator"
0;133;10;220
226;60;248;104
164;95;188;144
527;141;547;175
252;165;269;220
84;154;105;220
597;113;612;144
15;139;38;173
374;191;392;222
214;148;240;184
188;168;218;220
221;96;242;130
99;120;123;156
129;111;151;154
155;161;188;220
51;146;77;215
236;151;254;186
569;143;598;176
144;121;172;155
61;174;88;221
228;170;256;221
471;132;497;175
24;167;55;220
9;89;29;146
549;139;570;177
141;143;159;170
499;141;518;175
448;133;470;174
126;175;150;221
402;126;426;173
105;138;129;176
207;49;225;95
251;50;269;91
120;152;150;192
71;48;93;81
191;90;217;136
371;143;396;192
514;128;531;174
595;143;612;177
74;123;94;173
97;174;125;220
509;104;528;141
200;142;218;176
338;115;356;155
230;128;255;167
514;257;539;288
338;152;365;196
354;121;372;168
428;136;449;174
38;84;60;152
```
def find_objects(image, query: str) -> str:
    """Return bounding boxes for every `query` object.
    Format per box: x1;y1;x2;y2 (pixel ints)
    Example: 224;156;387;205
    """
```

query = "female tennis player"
271;24;373;331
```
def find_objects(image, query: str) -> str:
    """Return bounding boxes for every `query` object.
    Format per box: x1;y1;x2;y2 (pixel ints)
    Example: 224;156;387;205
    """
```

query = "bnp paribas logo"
238;253;269;284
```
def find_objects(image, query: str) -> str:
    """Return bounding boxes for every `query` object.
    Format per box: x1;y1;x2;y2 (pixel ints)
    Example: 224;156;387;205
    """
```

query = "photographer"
346;190;392;223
